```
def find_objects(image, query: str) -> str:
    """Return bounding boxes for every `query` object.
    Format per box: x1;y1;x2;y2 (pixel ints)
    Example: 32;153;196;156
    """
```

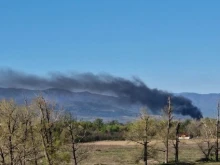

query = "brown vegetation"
0;97;219;165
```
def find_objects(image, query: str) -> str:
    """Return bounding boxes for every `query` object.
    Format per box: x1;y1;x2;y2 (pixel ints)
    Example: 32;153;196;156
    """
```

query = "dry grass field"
80;140;220;165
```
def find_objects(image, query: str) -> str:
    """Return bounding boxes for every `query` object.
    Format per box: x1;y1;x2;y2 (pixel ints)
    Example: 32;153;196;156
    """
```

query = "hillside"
0;88;141;122
179;92;220;118
0;87;218;120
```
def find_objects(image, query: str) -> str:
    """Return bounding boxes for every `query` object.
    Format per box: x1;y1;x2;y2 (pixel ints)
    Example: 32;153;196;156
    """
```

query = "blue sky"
0;0;220;93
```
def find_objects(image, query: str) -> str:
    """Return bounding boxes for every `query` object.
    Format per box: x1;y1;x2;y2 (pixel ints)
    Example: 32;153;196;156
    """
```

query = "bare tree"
198;118;216;161
0;100;21;165
16;100;36;165
34;96;62;165
21;100;41;165
163;97;173;164
0;99;41;165
185;120;201;138
62;113;89;165
173;122;180;163
126;109;157;165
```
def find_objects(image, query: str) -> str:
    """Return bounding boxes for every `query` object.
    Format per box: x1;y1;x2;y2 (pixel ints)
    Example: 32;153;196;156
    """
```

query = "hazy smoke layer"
0;69;203;119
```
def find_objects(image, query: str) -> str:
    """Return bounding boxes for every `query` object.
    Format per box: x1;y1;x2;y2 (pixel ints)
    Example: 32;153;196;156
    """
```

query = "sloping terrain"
0;87;218;120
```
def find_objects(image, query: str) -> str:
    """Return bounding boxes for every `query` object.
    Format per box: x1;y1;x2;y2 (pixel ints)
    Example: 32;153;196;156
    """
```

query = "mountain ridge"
0;87;218;120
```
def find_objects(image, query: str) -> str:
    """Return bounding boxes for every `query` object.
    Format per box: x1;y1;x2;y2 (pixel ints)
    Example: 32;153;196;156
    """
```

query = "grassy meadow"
80;140;220;165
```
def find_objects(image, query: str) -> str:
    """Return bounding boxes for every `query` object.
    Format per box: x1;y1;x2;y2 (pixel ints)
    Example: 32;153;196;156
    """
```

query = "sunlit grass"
80;140;220;165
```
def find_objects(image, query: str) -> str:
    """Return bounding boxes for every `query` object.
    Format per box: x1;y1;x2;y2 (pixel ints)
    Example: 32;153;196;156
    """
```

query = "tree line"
0;96;128;165
0;97;218;165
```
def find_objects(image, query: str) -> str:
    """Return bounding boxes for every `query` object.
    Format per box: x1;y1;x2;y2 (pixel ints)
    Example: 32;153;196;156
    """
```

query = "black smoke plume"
0;69;203;119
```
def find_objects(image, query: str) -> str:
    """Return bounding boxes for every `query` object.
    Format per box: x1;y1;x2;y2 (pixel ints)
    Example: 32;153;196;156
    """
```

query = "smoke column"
0;69;203;119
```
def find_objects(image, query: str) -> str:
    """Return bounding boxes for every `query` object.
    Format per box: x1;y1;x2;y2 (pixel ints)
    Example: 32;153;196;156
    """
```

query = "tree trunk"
144;142;147;165
165;117;170;164
30;124;38;165
165;97;172;164
70;129;77;165
41;133;52;165
165;138;168;164
175;123;180;163
0;147;6;165
9;136;14;165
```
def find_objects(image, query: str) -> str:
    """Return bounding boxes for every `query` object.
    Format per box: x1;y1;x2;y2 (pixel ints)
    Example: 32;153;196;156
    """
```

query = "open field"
80;140;220;165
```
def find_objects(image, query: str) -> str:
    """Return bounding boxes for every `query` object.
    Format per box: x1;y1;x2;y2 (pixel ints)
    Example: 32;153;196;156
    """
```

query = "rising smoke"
0;69;203;119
